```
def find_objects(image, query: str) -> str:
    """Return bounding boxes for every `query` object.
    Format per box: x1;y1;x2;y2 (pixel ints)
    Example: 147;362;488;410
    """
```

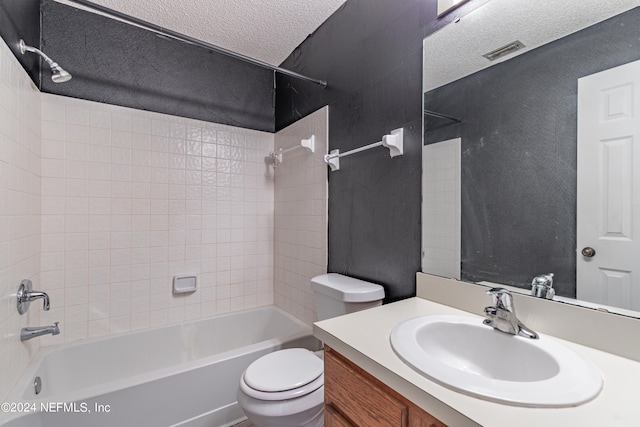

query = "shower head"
19;39;72;83
49;63;72;83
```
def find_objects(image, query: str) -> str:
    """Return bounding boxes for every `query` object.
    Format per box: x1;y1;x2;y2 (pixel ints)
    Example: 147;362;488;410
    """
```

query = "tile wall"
37;94;276;345
0;40;42;400
421;138;461;279
0;36;327;401
273;107;328;324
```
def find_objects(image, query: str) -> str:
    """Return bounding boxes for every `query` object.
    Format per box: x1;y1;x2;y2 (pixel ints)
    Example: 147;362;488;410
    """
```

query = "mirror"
436;0;471;17
422;0;640;317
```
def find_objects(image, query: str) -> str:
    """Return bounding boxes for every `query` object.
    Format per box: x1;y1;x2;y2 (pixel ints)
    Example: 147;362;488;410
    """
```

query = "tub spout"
21;322;60;341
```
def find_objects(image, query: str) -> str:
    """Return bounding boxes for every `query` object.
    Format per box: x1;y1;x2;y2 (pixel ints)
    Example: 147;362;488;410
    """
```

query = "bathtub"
0;306;319;427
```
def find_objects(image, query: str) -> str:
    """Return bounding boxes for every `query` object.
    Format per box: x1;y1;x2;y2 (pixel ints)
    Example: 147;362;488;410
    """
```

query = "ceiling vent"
483;40;526;61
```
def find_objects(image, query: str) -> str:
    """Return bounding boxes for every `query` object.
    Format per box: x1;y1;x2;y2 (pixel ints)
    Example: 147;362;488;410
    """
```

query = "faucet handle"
17;279;33;315
486;287;513;310
16;280;51;314
531;273;555;299
532;273;554;287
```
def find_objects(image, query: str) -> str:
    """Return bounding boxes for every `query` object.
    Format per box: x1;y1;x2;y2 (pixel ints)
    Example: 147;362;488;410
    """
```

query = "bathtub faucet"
20;322;60;341
16;279;51;314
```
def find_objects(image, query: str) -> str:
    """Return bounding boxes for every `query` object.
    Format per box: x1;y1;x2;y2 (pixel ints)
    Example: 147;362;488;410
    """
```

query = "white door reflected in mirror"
577;59;640;311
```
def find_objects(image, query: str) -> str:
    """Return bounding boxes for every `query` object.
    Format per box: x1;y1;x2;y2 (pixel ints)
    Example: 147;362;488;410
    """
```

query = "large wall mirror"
422;0;640;318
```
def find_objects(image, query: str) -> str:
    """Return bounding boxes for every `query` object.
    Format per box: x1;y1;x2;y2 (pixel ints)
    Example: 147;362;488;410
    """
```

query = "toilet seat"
240;372;324;401
241;349;324;401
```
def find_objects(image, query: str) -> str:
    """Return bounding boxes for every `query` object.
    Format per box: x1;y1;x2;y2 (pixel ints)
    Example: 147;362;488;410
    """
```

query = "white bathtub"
0;306;319;427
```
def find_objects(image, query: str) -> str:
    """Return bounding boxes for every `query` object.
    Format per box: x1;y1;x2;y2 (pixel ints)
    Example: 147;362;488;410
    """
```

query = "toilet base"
237;385;324;427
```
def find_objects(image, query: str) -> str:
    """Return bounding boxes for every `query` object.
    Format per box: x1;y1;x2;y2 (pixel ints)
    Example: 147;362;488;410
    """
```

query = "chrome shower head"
19;39;72;83
49;63;72;83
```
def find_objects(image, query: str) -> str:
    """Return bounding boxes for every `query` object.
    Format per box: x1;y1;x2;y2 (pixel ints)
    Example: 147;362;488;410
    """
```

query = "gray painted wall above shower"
0;0;40;83
1;0;277;132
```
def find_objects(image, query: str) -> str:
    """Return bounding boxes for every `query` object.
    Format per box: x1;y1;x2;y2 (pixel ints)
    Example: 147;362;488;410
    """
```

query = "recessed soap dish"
173;275;197;294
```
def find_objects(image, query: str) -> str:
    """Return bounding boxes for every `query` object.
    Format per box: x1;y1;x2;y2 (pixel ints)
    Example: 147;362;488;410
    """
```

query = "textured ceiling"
424;0;640;91
54;0;346;66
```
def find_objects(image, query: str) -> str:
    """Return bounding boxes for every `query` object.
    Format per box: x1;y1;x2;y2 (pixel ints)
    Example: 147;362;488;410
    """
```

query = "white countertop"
313;297;640;427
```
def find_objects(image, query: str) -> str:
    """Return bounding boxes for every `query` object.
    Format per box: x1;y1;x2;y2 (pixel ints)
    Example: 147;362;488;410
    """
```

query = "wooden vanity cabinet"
324;346;447;427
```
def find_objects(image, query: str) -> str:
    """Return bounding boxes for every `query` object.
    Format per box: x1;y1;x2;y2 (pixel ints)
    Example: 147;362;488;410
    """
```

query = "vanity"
318;2;640;425
314;273;640;427
324;347;445;427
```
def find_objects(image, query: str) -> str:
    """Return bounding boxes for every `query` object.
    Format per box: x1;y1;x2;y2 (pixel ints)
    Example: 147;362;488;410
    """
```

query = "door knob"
581;247;596;257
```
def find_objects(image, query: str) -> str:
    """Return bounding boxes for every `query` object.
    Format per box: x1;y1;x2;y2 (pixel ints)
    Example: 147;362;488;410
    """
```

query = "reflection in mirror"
421;0;640;317
437;0;471;17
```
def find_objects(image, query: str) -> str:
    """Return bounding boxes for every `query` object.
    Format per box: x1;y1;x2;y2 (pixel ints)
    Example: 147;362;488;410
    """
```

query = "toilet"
236;273;385;427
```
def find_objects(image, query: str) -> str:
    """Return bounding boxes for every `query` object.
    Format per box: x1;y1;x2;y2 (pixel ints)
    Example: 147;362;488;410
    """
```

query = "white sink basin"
390;315;603;407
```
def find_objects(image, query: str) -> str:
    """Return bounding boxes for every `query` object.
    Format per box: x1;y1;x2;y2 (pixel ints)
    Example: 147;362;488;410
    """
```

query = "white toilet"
236;273;385;427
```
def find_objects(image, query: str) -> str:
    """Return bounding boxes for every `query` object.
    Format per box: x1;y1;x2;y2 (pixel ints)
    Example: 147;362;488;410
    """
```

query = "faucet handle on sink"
484;287;538;339
486;287;514;311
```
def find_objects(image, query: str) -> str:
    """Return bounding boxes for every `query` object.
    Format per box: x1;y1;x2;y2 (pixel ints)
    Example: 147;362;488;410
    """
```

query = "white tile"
132;117;151;135
41;139;65;159
42;159;65;178
88;319;110;338
90;110;111;129
110;315;131;334
66;106;90;126
90;127;111;146
1;42;283;377
111;113;132;132
66;124;90;144
42;120;65;141
151;120;170;137
41;101;65;122
112;131;131;148
66;160;90;179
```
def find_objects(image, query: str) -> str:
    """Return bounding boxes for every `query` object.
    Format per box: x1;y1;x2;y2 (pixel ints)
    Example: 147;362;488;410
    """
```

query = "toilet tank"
311;273;385;321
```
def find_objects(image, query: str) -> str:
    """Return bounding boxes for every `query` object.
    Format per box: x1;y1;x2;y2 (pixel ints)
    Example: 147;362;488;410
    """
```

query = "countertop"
313;297;640;427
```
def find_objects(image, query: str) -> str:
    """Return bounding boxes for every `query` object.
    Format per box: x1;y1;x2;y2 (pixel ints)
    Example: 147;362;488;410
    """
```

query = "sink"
390;315;603;407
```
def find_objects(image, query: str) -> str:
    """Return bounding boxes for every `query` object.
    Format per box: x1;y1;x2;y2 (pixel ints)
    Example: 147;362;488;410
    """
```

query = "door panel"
577;59;640;310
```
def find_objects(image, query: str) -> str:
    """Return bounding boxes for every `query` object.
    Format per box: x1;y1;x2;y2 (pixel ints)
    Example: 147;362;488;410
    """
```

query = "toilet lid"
244;349;323;392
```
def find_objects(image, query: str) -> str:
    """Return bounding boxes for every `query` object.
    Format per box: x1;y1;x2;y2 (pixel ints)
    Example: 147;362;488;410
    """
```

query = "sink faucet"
20;322;60;341
531;273;555;299
483;288;538;339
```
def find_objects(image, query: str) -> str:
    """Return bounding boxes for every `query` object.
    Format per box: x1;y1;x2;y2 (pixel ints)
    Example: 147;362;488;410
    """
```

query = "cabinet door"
325;348;408;426
326;404;355;427
409;407;447;427
324;347;448;427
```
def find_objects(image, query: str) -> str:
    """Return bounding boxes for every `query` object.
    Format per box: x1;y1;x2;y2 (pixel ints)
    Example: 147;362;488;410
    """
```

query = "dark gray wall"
0;0;40;83
275;0;486;302
36;0;275;132
424;8;640;297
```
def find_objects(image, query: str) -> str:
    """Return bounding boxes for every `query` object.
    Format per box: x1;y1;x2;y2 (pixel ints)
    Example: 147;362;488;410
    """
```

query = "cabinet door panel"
326;404;355;427
409;407;447;427
325;349;407;426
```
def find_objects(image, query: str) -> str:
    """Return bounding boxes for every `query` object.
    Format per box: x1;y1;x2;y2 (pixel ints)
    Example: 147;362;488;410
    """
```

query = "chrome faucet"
483;288;538;339
531;273;555;299
16;279;51;314
20;322;60;341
